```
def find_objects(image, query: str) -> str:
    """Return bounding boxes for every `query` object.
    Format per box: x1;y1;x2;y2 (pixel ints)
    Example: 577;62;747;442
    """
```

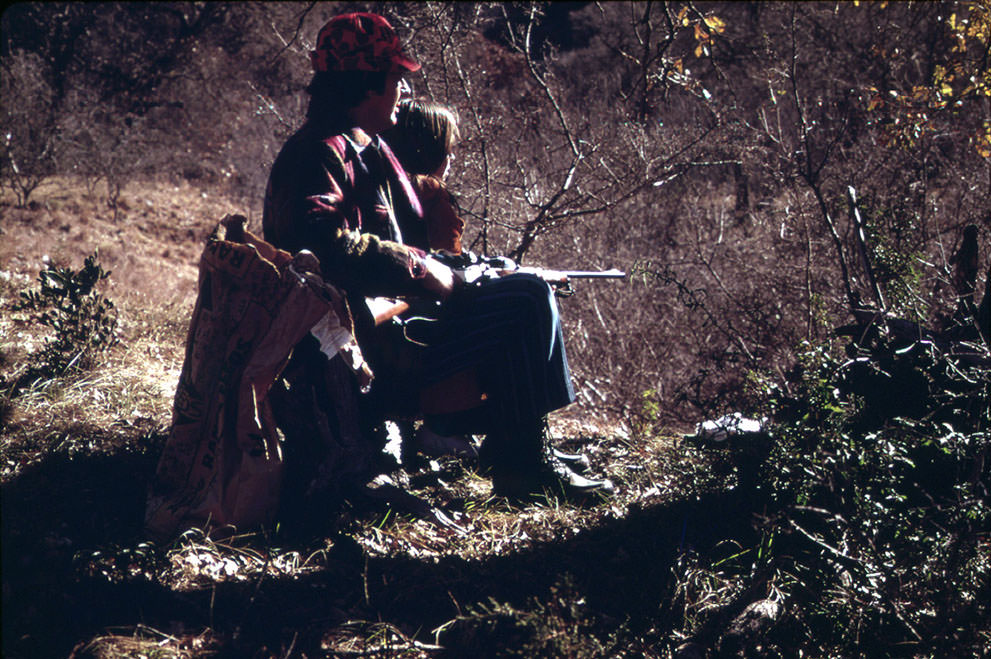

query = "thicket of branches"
2;1;989;428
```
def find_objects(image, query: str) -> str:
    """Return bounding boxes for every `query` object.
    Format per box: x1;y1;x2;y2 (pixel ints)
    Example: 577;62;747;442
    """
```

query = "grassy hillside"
2;176;988;658
0;180;709;657
2;2;990;656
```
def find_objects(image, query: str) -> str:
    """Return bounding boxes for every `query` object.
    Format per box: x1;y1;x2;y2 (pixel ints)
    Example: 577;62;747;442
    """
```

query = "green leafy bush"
682;331;990;656
15;251;119;382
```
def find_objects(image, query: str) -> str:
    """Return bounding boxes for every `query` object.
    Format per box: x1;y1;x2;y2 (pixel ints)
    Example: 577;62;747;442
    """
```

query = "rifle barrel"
561;269;625;279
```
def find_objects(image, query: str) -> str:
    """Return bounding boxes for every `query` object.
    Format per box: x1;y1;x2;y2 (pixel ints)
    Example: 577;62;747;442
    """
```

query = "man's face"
354;73;410;135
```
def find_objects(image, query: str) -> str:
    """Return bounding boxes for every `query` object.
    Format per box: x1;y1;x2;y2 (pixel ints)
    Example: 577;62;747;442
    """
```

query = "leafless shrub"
0;50;60;207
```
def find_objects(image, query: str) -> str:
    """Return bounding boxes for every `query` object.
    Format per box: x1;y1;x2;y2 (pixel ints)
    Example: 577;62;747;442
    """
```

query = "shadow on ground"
2;437;753;658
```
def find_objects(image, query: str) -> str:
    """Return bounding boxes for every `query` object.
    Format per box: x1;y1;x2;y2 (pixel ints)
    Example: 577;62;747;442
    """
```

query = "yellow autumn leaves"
859;0;990;157
676;6;726;58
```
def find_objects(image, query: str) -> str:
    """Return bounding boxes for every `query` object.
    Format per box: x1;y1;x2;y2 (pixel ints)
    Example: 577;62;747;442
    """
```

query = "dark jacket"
263;122;428;299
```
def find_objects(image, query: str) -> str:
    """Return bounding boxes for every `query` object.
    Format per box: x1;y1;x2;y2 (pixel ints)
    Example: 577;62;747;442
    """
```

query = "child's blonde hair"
385;99;460;176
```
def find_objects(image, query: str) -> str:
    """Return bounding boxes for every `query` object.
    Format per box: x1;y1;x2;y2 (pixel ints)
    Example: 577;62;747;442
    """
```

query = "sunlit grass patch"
1;367;169;477
158;528;330;591
70;625;221;659
320;620;442;657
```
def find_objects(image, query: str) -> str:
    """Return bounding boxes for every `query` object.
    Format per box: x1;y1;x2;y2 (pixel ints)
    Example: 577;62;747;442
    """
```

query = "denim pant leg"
424;273;575;430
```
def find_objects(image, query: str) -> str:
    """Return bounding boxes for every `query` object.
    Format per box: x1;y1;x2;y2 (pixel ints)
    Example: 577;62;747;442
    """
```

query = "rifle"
514;266;626;286
369;252;625;325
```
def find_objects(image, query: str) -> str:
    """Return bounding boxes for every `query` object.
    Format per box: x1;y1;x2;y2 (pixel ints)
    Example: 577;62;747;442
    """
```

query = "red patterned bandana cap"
311;12;420;74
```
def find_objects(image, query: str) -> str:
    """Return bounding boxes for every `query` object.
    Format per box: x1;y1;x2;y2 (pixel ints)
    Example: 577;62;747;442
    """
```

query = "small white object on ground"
691;412;768;442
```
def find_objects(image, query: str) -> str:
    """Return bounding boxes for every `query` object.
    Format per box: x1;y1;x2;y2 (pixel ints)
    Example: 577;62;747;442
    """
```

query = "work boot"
482;417;614;501
551;446;591;473
478;428;591;474
492;452;614;501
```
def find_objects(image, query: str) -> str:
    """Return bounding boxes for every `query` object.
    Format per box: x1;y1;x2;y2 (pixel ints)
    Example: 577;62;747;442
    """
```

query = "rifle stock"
367;297;410;326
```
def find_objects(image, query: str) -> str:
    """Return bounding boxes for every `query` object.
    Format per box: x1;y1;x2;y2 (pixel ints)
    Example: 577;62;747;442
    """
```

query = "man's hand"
422;257;457;300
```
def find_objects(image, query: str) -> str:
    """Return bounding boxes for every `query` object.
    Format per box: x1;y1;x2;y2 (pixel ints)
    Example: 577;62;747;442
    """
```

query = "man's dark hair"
306;71;390;122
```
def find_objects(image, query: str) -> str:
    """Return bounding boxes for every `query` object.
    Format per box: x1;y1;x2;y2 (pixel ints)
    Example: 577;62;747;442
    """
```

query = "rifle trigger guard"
401;315;441;347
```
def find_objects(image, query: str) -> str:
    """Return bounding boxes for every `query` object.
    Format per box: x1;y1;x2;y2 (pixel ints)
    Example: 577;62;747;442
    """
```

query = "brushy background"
2;2;989;657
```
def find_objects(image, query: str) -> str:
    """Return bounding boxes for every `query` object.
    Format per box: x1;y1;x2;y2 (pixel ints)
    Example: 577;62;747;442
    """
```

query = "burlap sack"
145;215;354;540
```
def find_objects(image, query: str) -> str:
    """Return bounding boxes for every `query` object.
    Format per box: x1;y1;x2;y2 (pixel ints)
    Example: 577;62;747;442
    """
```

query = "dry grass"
72;626;222;659
1;179;727;658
